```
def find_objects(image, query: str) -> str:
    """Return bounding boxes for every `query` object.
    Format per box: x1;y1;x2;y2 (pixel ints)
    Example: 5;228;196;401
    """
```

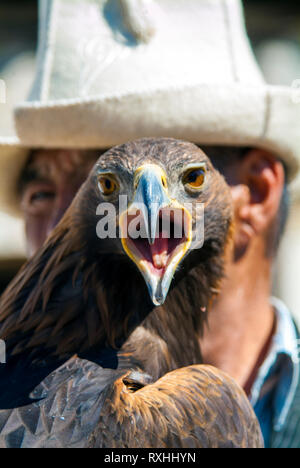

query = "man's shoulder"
270;306;300;448
293;319;300;337
271;373;300;448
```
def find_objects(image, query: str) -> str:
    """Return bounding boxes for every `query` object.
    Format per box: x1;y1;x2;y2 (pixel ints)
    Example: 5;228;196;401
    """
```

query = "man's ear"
230;149;285;256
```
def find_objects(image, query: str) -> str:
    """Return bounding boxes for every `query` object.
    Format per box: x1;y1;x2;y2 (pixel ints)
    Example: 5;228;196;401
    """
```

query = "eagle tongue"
150;235;168;270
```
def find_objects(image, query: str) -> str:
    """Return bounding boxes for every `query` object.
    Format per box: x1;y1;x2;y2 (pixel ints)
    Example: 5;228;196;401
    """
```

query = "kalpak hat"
0;0;299;216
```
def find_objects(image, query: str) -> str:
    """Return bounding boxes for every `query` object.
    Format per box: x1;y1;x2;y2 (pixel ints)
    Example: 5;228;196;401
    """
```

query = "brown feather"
0;138;262;447
89;365;262;448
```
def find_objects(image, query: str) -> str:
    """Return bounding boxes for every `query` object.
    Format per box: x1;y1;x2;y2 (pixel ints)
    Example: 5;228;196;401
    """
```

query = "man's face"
20;149;100;257
20;146;285;261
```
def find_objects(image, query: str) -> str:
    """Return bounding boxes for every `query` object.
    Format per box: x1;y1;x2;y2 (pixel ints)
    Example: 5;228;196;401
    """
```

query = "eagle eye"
183;167;206;190
98;174;118;195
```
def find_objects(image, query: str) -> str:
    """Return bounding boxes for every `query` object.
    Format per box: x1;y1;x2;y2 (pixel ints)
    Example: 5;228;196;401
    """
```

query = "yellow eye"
98;174;118;195
183;167;206;190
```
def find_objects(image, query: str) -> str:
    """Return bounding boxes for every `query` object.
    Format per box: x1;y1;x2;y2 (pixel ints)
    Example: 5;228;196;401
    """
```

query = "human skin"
200;149;285;390
20;149;100;258
19;147;284;390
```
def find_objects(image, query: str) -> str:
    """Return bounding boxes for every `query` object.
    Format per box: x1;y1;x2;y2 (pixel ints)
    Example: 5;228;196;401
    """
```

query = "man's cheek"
25;215;52;257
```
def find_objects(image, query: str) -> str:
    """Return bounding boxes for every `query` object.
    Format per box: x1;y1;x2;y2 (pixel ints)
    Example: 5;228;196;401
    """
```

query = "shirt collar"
250;297;299;430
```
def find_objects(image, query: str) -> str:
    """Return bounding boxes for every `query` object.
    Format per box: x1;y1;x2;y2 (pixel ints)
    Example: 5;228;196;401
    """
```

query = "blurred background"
0;0;300;322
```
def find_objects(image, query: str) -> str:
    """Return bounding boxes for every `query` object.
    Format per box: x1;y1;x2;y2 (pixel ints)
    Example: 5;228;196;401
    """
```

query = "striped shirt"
250;298;300;448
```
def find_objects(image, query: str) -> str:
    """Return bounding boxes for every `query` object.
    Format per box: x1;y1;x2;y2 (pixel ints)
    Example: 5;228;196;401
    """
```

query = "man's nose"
46;188;76;236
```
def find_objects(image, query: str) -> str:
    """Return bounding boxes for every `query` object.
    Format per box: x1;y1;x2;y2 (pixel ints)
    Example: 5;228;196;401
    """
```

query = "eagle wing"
0;357;118;448
0;358;263;448
91;364;263;448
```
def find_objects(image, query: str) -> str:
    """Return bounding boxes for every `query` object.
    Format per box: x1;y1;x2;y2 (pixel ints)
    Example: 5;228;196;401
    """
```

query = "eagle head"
76;138;233;306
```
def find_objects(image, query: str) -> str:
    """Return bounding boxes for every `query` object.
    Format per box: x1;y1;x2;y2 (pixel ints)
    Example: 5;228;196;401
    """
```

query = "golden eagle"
0;138;263;448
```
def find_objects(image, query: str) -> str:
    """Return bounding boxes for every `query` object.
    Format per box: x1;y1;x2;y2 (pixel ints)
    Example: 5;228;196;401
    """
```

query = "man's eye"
21;185;57;216
30;191;56;203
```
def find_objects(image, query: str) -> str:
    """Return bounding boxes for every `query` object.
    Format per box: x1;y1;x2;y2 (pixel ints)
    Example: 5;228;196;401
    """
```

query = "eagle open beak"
119;164;192;306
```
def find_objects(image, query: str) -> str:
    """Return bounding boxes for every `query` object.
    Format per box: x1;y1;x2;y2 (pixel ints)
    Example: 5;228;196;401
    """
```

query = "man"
200;145;297;447
0;0;300;447
18;149;100;257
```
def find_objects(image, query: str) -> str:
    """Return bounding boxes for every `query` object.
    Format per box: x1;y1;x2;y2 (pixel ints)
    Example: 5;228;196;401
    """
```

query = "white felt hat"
1;0;300;216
